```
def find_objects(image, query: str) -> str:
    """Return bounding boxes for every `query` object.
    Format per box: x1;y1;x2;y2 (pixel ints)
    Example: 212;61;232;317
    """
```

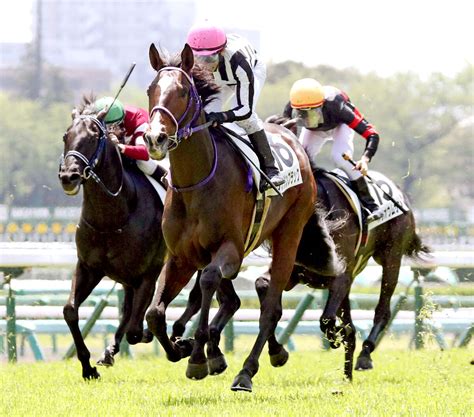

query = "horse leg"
232;220;305;392
145;258;196;362
97;285;134;367
187;241;242;380
338;295;356;381
320;272;352;349
207;276;241;375
125;276;157;345
356;259;400;371
255;272;293;368
171;271;202;341
63;263;102;379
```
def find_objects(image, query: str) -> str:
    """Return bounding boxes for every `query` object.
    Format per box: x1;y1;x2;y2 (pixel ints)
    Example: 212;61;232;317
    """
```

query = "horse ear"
181;43;194;74
149;43;164;71
97;107;108;120
71;108;79;120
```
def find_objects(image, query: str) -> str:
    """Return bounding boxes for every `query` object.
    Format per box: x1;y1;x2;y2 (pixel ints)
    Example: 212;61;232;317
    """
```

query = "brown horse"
143;43;317;392
58;96;166;379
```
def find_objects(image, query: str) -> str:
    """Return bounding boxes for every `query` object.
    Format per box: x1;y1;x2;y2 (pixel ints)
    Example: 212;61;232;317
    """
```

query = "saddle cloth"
222;122;303;198
324;168;410;231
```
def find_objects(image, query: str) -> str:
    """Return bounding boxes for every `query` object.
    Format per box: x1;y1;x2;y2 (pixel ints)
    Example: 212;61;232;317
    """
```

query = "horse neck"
169;122;215;190
81;143;134;228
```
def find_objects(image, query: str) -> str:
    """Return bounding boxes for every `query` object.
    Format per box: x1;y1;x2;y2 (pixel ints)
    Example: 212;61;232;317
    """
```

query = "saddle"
315;167;410;262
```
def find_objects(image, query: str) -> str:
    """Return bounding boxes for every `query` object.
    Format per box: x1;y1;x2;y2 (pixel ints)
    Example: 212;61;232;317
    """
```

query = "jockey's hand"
206;112;228;127
354;156;370;176
109;133;120;145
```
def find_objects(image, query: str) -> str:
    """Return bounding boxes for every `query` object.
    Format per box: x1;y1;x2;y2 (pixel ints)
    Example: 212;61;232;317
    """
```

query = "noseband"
149;67;211;150
60;115;123;197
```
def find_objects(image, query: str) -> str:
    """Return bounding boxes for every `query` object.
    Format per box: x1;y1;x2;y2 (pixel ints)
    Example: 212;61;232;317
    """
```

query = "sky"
1;0;473;77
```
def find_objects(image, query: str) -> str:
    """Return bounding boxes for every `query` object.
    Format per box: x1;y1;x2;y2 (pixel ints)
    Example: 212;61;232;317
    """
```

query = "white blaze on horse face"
149;75;175;135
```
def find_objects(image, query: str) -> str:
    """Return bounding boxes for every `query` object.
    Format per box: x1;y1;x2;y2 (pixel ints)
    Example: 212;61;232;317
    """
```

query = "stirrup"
367;208;384;222
268;173;285;187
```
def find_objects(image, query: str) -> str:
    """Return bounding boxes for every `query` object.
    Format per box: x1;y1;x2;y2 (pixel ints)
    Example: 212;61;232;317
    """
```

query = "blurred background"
0;0;472;249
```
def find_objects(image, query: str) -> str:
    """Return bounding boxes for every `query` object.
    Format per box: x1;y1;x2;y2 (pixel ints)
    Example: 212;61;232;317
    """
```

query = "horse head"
58;98;110;195
144;43;198;160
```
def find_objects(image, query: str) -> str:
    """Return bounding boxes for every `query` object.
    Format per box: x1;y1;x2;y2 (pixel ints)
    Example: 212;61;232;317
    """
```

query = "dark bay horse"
255;116;431;379
58;96;166;379
143;43;317;392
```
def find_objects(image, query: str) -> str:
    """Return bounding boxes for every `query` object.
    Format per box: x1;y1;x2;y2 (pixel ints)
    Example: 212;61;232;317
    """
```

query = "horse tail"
405;231;431;260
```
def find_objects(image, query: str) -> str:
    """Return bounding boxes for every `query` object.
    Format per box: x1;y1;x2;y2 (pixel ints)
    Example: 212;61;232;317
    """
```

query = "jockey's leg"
248;129;285;189
332;126;383;222
137;159;168;188
299;128;328;169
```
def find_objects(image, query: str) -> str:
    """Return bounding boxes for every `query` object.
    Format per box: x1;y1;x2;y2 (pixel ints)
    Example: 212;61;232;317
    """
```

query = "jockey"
289;78;384;222
94;97;167;185
186;20;285;190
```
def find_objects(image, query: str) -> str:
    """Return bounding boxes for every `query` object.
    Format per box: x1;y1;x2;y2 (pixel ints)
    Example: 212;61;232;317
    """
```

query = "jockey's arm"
222;58;255;123
338;101;380;161
121;135;150;161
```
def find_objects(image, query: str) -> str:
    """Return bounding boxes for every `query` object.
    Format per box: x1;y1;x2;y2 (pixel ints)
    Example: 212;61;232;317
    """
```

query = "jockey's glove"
206;112;229;126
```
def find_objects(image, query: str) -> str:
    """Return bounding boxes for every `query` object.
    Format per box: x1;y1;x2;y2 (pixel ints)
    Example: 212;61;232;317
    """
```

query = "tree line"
1;60;472;213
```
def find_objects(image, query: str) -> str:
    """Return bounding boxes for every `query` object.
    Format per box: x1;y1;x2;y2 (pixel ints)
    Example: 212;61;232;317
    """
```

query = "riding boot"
150;164;169;188
248;129;285;191
351;176;384;222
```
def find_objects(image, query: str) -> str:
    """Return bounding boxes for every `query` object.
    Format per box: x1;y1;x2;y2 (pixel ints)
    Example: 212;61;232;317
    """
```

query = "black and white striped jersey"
212;34;260;121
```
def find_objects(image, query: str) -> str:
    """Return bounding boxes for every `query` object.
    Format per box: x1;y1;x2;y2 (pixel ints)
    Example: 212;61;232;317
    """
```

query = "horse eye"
62;133;67;143
180;86;188;97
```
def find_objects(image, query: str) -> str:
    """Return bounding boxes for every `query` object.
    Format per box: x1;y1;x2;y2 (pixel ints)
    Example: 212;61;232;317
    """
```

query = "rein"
149;66;217;192
60;115;124;197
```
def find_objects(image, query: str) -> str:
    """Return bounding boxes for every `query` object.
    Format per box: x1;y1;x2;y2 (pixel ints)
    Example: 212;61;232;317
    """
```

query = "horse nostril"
158;133;168;142
70;173;81;182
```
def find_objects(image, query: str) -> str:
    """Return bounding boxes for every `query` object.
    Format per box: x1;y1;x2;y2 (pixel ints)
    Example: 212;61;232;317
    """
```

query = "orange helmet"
290;78;325;109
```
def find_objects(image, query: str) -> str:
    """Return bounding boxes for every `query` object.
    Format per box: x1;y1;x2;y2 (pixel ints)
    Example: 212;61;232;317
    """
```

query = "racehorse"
143;43;317;392
58;95;166;379
257;116;431;379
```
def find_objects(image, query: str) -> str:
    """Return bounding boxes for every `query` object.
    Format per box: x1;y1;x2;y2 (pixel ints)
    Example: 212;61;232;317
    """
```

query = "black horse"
58;95;166;379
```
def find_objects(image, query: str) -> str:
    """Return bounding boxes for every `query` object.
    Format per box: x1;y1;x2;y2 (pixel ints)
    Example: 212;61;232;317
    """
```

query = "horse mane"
156;52;221;107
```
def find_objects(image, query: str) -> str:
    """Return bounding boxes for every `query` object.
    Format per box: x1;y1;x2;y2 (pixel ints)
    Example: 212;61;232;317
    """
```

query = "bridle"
149;67;211;150
60;115;123;197
148;66;218;192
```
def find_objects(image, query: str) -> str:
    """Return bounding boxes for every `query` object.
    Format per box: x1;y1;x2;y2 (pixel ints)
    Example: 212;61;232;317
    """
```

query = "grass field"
1;346;472;416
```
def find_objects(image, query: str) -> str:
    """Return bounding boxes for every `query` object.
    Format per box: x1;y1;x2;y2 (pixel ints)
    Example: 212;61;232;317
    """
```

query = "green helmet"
94;97;125;124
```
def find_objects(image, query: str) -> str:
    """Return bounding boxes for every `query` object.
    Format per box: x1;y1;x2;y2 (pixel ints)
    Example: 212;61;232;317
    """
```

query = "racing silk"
309;86;380;159
122;105;150;161
212;34;259;122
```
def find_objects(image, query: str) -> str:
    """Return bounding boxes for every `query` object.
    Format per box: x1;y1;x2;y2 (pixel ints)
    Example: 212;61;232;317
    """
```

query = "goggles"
195;53;219;66
295;107;323;128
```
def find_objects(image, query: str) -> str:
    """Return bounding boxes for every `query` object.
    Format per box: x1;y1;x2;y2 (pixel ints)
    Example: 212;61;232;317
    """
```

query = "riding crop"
342;153;408;213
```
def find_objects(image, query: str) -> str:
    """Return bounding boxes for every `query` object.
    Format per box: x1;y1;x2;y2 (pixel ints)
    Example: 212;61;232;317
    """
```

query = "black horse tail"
405;231;431;260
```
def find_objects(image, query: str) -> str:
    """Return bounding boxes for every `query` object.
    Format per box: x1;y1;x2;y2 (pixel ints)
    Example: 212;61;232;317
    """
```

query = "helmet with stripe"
94;97;125;124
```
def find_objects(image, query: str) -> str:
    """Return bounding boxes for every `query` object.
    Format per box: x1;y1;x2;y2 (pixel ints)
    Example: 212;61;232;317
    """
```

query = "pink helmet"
186;21;227;56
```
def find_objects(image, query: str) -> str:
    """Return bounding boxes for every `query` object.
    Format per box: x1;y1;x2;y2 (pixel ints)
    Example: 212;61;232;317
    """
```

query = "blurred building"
1;0;261;98
34;0;198;90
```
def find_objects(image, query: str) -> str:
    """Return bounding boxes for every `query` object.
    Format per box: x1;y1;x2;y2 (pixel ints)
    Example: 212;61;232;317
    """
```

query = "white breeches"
299;124;362;180
136;158;159;175
205;61;266;134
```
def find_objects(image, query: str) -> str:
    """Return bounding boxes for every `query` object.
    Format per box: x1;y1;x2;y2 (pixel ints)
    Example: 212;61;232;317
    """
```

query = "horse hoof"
270;348;289;367
230;373;253;392
96;353;114;367
186;361;209;380
208;354;228;375
176;338;194;358
141;329;154;343
355;355;373;371
83;367;101;380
